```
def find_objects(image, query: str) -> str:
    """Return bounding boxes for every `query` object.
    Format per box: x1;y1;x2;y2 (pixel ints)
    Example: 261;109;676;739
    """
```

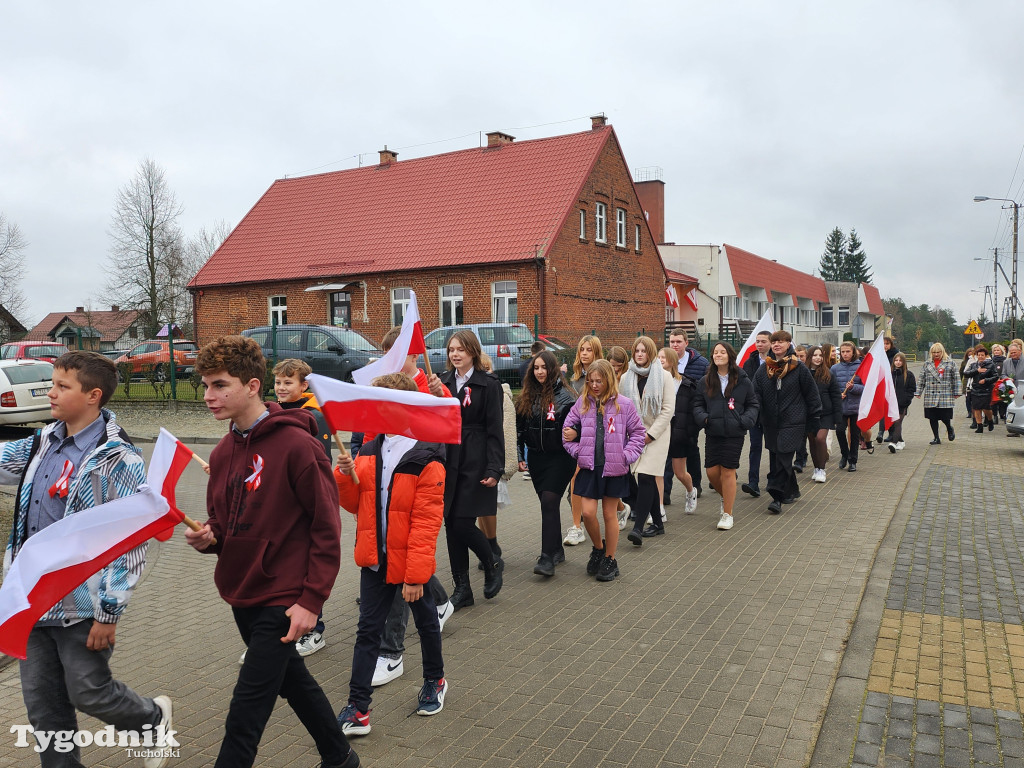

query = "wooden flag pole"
180;513;217;546
421;352;433;378
190;452;210;474
333;432;360;484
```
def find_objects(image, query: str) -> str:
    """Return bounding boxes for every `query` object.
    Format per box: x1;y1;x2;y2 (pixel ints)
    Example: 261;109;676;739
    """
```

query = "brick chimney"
486;131;515;148
591;114;607;129
111;305;119;312
75;306;84;313
378;146;398;165
634;179;665;245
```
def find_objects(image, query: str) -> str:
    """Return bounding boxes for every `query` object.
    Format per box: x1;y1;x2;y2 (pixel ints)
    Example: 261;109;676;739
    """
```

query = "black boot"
483;556;504;599
948;426;955;441
451;572;474;610
987;419;994;431
976;424;985;433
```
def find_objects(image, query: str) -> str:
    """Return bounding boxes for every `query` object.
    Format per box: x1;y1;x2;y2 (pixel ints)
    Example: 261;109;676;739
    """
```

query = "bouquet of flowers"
993;377;1017;405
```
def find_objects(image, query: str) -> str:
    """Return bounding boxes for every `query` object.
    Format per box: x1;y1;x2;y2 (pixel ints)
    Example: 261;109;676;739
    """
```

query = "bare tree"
172;220;232;336
104;158;185;338
0;213;29;336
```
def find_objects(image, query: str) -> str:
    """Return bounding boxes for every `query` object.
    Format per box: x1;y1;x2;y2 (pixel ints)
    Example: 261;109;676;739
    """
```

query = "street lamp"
974;195;1020;339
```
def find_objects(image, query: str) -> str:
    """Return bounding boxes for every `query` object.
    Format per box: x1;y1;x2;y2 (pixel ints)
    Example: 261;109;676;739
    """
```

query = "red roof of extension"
665;268;699;285
26;309;143;343
190;128;616;288
861;282;884;315
722;244;829;304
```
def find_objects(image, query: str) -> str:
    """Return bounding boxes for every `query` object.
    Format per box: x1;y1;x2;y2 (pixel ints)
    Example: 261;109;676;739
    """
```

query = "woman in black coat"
887;351;917;450
692;342;759;531
435;329;505;609
805;346;841;483
668;372;701;514
516;351;577;577
964;345;999;432
752;332;822;514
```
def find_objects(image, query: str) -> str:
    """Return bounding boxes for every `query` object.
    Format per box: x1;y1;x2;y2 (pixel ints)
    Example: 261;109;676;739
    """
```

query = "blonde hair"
572;335;603;382
579;359;621;416
929;342;949;361
606;346;629;380
371;372;417;392
273;358;312;380
659;347;681;380
631;335;658;366
478;352;493;372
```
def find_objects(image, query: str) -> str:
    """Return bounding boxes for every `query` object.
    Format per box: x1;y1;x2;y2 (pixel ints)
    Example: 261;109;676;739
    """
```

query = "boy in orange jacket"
334;372;447;737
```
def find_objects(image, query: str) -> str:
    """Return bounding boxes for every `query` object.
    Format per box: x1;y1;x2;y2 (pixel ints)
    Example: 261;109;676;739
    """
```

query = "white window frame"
492;280;518;323
838;305;850;326
579;209;586;239
391;287;412;326
439;284;463;327
821;305;833;327
595;203;607;243
616;208;627;247
635;224;641;252
269;295;287;325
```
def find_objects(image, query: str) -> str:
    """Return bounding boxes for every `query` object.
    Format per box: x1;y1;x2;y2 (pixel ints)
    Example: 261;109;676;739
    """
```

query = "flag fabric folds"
665;285;679;308
0;430;191;659
856;334;900;432
352;290;426;386
684;287;699;312
736;310;776;368
308;373;462;444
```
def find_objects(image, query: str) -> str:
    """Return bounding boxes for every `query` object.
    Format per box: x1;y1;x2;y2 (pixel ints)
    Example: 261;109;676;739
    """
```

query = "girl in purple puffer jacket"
562;359;645;582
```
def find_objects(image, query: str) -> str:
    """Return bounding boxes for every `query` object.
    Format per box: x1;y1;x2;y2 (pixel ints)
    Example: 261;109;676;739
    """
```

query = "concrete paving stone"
856;722;883;745
747;743;781;767
1004;738;1024;758
912;753;941;768
973;722;999;744
974;740;1002;764
944;726;970;750
851;740;879;765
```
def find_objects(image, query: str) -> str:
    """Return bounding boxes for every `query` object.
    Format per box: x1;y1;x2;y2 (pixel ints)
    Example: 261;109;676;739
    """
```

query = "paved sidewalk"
0;414;1017;767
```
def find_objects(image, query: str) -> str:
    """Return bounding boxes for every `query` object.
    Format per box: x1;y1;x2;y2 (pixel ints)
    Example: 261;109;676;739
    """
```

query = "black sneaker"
948;428;956;441
586;546;605;576
793;462;804;473
888;443;897;453
767;500;783;514
640;524;665;538
663;493;671;506
552;549;566;566
533;554;555;577
741;483;760;498
321;747;360;768
695;486;703;498
595;556;619;582
627;528;643;546
848;463;857;472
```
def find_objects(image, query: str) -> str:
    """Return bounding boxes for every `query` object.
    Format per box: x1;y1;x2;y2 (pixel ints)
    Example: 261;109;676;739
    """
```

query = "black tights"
807;429;829;469
446;516;493;574
928;418;952;440
539;491;564;556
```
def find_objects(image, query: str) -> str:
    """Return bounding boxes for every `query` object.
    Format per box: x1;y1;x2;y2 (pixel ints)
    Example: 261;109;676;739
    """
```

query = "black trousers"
766;450;798;503
380;574;449;656
836;415;860;463
747;424;764;486
349;567;443;712
218;606;350;768
632;473;663;531
445;516;493;574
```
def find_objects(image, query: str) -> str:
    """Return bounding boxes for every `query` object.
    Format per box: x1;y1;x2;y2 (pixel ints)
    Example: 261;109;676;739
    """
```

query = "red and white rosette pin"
462;387;472;407
607;416;615;433
48;460;74;499
245;454;264;492
546;403;556;421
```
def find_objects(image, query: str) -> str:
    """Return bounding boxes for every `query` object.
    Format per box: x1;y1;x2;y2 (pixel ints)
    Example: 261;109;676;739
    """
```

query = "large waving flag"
736;309;776;368
856;334;900;432
308;373;461;444
352;290;426;386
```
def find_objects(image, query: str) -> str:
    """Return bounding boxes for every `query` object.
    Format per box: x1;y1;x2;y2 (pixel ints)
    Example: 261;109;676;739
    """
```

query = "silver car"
423;323;536;385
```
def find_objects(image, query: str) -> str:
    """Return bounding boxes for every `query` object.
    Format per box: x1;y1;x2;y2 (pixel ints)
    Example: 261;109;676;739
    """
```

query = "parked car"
241;324;381;382
0;360;54;426
1005;385;1024;437
537;334;572;352
423;323;536;384
0;341;68;363
102;349;130;361
114;340;199;381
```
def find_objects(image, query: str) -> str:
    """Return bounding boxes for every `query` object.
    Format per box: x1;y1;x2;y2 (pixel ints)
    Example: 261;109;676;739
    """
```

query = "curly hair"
196;336;266;384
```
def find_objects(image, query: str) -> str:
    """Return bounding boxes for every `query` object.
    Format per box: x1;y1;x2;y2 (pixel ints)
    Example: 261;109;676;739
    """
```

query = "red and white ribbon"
48;460;74;499
607;417;615;434
462;387;472;407
546;403;556;421
245;454;264;492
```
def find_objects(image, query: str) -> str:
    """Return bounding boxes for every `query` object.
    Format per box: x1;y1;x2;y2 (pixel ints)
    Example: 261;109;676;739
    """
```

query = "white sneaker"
812;468;826;483
295;630;326;657
437;599;453;632
563;525;586;546
895;442;905;451
684;488;698;514
660;504;667;523
238;649;247;665
144;696;174;768
717;512;734;530
522;471;531;480
372;654;405;687
617;504;630;530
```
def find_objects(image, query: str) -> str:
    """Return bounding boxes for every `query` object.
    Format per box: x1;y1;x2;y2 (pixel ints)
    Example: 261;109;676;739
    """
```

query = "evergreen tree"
819;227;846;280
843;227;873;283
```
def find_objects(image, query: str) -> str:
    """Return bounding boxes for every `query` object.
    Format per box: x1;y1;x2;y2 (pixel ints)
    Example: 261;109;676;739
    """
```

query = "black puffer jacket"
753;350;822;453
516;379;576;460
965;358;998;398
813;370;843;431
693;369;760;439
668;375;701;449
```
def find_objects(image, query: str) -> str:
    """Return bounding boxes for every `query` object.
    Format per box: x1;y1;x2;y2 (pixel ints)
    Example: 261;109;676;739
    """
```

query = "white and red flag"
856;334;900;432
736;309;776;368
352;290;426;386
0;429;190;659
665;285;679;308
684;287;699;312
308;373;462;444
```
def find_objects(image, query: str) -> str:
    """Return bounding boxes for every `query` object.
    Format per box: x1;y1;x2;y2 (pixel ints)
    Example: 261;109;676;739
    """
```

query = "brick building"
188;116;668;348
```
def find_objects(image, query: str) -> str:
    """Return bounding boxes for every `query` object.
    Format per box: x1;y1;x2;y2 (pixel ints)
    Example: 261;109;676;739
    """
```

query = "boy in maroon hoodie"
185;336;357;768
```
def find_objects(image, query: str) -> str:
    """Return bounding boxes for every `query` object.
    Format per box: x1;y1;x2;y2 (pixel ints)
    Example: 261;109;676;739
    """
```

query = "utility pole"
992;248;999;322
974;196;1020;338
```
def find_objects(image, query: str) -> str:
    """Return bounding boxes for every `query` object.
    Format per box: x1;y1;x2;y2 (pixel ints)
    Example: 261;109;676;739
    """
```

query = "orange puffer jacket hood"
335;436;445;585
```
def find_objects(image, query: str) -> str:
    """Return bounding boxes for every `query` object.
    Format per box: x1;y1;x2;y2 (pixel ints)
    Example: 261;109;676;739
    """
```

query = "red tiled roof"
861;282;884;315
665;268;699;285
722;244;829;304
190;128;615;288
26;310;142;343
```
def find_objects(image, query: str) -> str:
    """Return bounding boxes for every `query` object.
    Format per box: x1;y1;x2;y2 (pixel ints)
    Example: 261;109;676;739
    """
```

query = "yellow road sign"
964;320;982;335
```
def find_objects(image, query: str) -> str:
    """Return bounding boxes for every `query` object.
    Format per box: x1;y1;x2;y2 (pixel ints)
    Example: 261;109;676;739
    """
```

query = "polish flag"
308;373;462;444
736;309;776;368
665;285;680;308
856;334;900;432
0;430;189;659
685;287;699;312
352;290;426;386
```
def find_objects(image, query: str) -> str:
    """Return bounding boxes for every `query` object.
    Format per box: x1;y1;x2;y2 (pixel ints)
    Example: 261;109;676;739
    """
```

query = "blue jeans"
21;621;160;768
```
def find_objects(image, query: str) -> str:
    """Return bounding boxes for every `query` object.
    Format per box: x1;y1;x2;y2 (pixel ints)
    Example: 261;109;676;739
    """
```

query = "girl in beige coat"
619;335;676;545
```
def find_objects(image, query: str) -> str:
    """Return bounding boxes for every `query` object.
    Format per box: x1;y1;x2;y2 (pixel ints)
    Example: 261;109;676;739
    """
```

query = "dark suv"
241;324;381;382
423;323;536;384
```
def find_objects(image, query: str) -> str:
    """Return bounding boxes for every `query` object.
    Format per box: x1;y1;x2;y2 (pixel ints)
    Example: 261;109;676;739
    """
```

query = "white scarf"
620;360;665;425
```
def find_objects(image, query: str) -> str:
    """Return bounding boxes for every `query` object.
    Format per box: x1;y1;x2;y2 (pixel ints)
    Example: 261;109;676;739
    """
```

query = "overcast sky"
4;0;1023;329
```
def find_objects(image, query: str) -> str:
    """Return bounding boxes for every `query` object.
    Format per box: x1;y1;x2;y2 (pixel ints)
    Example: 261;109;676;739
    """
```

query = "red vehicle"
114;340;199;381
0;341;68;363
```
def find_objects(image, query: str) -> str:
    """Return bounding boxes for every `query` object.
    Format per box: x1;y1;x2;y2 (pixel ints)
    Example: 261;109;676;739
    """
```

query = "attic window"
595;203;607;243
634;224;641;252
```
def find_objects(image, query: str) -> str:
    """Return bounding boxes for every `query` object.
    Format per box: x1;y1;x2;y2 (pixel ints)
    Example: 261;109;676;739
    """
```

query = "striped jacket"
916;359;960;409
0;409;147;624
